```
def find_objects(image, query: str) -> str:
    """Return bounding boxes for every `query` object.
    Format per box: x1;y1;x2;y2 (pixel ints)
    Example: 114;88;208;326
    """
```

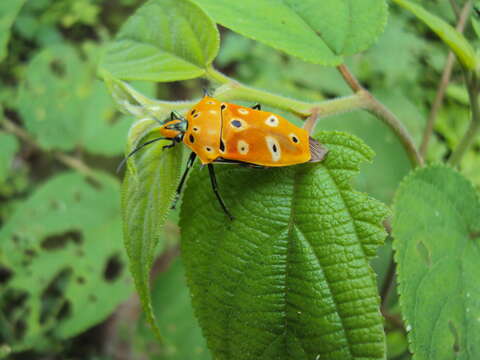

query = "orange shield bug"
120;96;328;220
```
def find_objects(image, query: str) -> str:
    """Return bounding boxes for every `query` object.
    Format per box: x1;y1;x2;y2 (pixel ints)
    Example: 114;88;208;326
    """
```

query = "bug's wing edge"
308;137;328;163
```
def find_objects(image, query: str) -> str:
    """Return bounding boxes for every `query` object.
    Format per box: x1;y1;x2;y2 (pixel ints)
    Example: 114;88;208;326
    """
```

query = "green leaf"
17;44;132;155
122;124;184;343
135;258;211;359
191;0;388;65
393;165;480;360
392;0;477;70
100;0;219;82
0;0;26;62
0;132;19;183
181;131;389;360
0;172;132;352
101;74;189;121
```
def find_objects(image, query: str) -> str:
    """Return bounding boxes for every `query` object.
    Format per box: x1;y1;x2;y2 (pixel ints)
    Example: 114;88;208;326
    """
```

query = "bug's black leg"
170;111;181;120
207;164;234;220
162;140;175;150
171;152;197;210
252;103;261;110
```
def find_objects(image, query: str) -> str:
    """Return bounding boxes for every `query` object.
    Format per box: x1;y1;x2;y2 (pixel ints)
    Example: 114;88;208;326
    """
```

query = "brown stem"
337;64;363;92
2;117;101;182
303;107;319;134
336;65;423;167
419;1;472;157
449;0;460;16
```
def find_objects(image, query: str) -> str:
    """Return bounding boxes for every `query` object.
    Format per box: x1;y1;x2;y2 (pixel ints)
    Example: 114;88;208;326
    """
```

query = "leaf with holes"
122;125;184;343
392;0;476;70
100;0;219;82
190;0;387;66
0;172;132;352
0;132;19;183
180;131;389;360
0;0;26;62
393;165;480;360
17;44;133;155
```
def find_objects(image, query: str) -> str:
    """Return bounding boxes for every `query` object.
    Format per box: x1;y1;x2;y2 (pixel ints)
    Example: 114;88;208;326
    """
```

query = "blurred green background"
0;1;478;359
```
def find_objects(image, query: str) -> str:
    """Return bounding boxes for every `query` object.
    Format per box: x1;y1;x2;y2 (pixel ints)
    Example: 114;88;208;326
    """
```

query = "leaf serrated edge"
343;0;389;57
391;163;480;355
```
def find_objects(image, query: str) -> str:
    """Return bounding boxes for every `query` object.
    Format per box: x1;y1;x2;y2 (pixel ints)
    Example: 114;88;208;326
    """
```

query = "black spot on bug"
220;139;225;152
231;120;242;128
193;113;200;118
292;136;299;143
205;147;212;152
193;127;199;132
221;104;227;110
241;147;246;151
272;144;278;153
189;134;195;143
190;109;196;115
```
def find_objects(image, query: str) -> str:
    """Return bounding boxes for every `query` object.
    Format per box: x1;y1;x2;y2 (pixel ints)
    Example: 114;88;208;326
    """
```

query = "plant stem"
2;117;101;182
449;0;460;16
337;64;424;167
449;72;480;165
419;1;472;157
208;66;423;168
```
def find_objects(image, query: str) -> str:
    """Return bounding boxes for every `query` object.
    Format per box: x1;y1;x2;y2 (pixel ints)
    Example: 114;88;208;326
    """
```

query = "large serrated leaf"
0;172;132;352
0;0;26;62
180;131;389;360
122;124;184;343
393;0;476;70
393;165;480;360
100;0;219;82
190;0;387;65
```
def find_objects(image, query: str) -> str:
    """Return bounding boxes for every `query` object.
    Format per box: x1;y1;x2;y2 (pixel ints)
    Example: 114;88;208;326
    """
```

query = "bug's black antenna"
116;137;168;173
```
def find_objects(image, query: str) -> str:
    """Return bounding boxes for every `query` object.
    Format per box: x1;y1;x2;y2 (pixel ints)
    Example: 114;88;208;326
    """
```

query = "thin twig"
448;72;480;165
337;64;424;168
338;64;363;92
419;1;473;157
2;117;101;182
449;0;460;16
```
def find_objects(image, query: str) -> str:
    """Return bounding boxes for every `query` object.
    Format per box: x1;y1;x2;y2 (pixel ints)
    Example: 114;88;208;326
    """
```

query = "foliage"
393;165;480;359
181;131;388;359
1;0;480;359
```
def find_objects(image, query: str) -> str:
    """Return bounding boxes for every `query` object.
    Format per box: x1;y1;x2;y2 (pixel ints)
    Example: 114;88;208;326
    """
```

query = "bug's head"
159;117;188;139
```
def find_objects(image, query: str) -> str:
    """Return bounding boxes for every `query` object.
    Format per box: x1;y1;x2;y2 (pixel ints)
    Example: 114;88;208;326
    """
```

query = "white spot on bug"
209;110;218;115
238;108;249;115
289;133;300;144
237;140;249;155
266;136;281;162
265;115;279;127
206;101;215;105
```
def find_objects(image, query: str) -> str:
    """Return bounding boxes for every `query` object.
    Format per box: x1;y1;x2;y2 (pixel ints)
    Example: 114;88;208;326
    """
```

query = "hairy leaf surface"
100;0;219;82
181;131;388;360
122;123;184;342
393;165;480;360
191;0;387;65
